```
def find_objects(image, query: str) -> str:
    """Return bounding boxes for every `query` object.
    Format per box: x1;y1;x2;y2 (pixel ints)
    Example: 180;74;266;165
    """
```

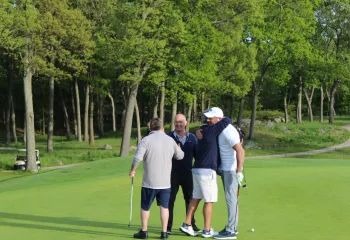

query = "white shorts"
192;170;218;203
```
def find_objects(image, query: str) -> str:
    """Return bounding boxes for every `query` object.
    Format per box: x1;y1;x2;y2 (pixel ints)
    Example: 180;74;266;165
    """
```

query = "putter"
128;177;134;228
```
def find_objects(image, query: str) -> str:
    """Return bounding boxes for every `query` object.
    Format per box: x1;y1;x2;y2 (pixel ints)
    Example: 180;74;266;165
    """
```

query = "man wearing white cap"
180;107;231;238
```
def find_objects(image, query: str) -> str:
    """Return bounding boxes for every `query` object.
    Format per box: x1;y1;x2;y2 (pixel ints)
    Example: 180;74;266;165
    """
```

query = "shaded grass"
0;157;350;240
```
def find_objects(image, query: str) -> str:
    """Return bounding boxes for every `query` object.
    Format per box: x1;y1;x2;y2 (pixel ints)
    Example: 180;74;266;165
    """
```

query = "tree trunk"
284;90;289;123
108;92;116;132
296;76;303;124
120;83;139;156
304;87;314;122
320;85;324;122
186;100;193;132
84;83;90;142
23;112;26;145
248;82;258;140
98;94;104;137
237;97;245;127
170;91;177;131
207;98;211;109
135;100;141;144
71;86;77;137
6;56;14;144
153;90;159;118
120;86;128;130
47;75;55;153
23;52;36;172
11;100;17;143
329;79;340;124
160;81;165;121
75;78;82;141
89;87;95;145
193;95;197;122
60;89;72;140
201;92;205;113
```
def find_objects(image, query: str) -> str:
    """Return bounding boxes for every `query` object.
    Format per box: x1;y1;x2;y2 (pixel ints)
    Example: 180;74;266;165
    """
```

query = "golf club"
128;177;134;228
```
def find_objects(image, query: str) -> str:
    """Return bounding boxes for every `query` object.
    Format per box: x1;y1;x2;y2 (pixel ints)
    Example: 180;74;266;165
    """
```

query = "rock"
129;146;137;151
52;160;63;165
101;144;113;150
319;129;326;135
244;140;259;149
266;121;275;129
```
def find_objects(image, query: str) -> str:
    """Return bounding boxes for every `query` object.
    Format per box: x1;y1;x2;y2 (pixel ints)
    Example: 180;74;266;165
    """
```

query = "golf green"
0;156;349;240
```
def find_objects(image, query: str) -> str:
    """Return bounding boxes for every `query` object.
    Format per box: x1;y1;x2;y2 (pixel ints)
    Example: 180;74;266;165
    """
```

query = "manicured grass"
1;156;350;240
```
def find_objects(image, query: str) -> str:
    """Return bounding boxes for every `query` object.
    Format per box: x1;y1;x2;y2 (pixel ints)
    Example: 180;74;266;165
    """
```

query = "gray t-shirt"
133;130;184;189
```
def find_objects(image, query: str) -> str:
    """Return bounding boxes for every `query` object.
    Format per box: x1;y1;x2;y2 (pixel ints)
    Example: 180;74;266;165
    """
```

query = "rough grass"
0;156;350;240
0;117;349;170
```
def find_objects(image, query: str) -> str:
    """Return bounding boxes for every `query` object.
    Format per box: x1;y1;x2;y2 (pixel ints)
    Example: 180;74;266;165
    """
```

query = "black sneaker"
134;229;148;239
160;231;168;239
166;230;171;235
192;224;201;232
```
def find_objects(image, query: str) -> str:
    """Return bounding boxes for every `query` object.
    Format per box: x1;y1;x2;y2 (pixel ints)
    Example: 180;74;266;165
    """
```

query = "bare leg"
203;202;213;231
185;198;201;225
141;209;150;231
160;206;169;232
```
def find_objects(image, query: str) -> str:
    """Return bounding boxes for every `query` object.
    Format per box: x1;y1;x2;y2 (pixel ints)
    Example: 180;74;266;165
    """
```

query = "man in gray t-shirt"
129;118;184;239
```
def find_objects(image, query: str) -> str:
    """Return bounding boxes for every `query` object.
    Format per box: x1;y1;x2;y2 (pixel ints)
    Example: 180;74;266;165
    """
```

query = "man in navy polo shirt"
129;118;184;239
180;107;231;238
166;114;200;234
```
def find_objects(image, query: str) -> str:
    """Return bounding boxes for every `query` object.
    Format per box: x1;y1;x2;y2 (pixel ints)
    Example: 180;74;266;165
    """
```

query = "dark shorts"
141;187;171;211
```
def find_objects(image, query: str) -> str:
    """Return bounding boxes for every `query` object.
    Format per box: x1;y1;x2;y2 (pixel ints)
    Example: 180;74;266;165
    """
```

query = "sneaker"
166;231;171;235
219;227;238;235
202;228;219;238
180;223;198;236
133;229;148;239
192;224;201;232
214;230;237;239
160;231;168;239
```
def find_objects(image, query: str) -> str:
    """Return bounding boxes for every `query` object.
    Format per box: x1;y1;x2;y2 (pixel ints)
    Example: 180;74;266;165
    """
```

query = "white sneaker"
202;228;219;238
180;223;198;236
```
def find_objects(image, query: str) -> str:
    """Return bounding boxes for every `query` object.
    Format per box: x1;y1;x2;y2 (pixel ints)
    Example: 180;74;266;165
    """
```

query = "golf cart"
13;149;41;170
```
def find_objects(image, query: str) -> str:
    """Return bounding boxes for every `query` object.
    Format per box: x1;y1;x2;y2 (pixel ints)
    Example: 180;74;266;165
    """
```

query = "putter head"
242;183;247;188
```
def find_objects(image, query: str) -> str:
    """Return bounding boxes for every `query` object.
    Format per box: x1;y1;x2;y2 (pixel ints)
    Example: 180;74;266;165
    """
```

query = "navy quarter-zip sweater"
166;131;197;173
193;118;231;171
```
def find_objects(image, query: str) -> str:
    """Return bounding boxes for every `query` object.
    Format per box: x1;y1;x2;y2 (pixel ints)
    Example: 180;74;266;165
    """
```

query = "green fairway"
0;156;350;240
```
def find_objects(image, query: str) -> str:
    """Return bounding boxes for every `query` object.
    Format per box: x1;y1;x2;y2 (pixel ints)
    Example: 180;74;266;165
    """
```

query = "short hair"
150;118;163;131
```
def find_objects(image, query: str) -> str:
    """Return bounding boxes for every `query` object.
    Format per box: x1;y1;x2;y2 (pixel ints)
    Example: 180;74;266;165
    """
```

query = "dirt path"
247;124;350;159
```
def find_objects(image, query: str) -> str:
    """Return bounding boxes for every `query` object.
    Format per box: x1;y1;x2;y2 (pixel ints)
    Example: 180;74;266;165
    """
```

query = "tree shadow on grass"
0;212;161;237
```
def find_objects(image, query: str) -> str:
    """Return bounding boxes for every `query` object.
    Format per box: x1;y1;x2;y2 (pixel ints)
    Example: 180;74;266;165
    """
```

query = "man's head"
203;107;224;125
150;118;163;131
174;114;187;133
146;121;151;131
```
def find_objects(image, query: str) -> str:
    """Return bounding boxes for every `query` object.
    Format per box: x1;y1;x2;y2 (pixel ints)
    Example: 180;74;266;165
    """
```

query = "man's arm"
212;117;231;136
233;142;245;172
129;139;147;177
173;142;185;160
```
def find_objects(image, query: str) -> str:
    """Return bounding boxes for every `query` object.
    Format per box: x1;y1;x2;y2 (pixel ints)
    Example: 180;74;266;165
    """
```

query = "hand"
129;171;136;178
196;129;203;140
236;172;244;186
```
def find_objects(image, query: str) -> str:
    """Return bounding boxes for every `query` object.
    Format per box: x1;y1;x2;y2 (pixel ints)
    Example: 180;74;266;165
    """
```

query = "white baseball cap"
204;107;224;118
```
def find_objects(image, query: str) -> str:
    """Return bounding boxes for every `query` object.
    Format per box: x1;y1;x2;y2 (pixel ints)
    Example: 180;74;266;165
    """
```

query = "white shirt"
218;124;241;171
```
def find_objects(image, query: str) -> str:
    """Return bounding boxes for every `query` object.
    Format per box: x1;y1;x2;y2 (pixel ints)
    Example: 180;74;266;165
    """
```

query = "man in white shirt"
214;124;245;240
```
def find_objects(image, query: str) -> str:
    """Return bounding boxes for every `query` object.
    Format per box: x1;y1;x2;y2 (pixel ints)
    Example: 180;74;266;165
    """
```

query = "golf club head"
242;183;247;188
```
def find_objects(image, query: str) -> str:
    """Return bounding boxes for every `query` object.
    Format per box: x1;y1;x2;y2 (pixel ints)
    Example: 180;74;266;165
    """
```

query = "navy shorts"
141;187;171;211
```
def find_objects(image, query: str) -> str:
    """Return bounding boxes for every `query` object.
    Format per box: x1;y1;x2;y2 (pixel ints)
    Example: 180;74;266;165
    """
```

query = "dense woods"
1;0;350;171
